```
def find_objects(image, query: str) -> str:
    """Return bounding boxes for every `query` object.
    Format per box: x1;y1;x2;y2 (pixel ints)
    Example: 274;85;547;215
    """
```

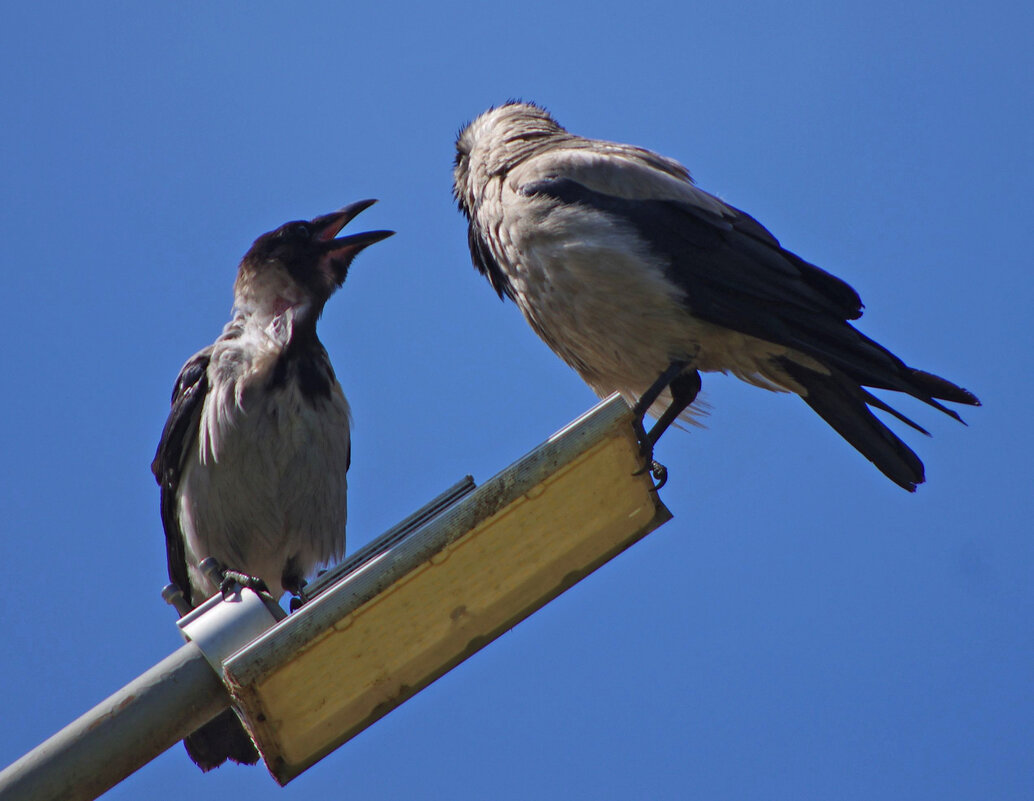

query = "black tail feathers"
903;368;981;422
779;359;978;491
184;708;259;772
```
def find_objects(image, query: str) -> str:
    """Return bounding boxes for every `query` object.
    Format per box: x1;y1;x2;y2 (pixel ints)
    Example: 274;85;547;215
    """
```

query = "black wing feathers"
521;174;978;488
520;177;978;411
152;350;211;606
152;351;262;769
521;177;859;323
467;220;515;301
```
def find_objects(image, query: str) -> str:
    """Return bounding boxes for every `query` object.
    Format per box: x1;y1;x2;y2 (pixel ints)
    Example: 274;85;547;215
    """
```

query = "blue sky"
2;2;1031;799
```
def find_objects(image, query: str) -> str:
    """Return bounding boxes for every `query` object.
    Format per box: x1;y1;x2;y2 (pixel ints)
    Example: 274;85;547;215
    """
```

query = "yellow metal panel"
225;396;671;783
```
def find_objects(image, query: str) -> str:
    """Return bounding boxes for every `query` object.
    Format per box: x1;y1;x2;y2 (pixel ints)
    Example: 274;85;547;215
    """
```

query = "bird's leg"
283;574;308;612
631;360;690;422
631;362;702;489
643;369;702;450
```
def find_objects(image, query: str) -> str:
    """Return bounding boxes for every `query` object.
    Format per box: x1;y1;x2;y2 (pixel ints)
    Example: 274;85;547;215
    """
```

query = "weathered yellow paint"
228;399;670;783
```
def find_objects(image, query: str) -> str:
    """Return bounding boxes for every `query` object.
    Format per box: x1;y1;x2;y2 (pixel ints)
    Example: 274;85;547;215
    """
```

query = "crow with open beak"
151;200;392;770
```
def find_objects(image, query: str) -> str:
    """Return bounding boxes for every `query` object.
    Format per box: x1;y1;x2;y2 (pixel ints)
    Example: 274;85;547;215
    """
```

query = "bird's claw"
282;575;308;612
648;460;668;490
631;421;668;491
220;570;270;599
633;456;668;491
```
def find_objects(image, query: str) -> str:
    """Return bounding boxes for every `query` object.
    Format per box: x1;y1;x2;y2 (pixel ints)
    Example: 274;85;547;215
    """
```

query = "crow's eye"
277;222;310;240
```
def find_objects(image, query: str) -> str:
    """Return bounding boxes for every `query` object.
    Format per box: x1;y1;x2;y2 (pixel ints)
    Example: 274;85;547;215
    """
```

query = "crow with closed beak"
454;102;978;490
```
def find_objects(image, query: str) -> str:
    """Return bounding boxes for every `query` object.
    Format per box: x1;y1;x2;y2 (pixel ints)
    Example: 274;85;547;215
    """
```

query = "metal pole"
0;642;230;801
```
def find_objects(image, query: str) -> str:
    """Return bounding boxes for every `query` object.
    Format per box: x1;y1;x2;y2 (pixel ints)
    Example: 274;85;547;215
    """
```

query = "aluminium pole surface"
0;642;230;801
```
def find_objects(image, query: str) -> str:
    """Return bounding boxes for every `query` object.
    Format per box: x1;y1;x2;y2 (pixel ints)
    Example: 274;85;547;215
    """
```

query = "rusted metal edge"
270;499;672;784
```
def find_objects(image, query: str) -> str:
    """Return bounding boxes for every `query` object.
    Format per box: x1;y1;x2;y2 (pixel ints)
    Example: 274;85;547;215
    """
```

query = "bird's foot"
647;460;668;491
196;556;271;599
633;453;669;491
631;419;669;491
628;363;701;492
220;570;270;599
284;578;308;612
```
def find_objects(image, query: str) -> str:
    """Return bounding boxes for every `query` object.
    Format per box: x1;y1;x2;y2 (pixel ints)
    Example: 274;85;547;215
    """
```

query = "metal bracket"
175;588;285;674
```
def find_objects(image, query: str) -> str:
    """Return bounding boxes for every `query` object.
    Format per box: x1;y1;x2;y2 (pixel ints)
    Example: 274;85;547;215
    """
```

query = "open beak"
312;199;395;270
310;200;394;287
